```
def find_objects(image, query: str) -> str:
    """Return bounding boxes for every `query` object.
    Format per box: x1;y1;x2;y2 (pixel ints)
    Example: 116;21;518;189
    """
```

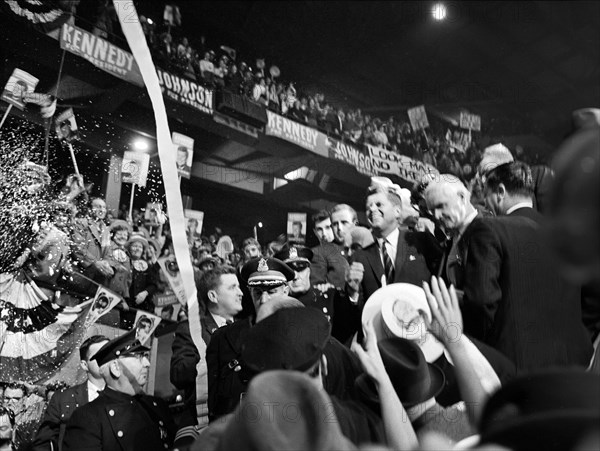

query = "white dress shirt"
87;380;104;402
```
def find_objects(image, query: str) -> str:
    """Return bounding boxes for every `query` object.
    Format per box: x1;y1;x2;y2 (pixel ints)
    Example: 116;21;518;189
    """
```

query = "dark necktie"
380;239;395;284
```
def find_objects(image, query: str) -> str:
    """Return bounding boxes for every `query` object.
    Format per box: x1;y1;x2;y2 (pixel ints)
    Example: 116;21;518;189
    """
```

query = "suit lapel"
364;243;384;288
89;222;102;246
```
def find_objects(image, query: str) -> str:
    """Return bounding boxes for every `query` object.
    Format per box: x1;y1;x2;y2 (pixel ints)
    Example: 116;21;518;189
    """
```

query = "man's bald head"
424;174;475;232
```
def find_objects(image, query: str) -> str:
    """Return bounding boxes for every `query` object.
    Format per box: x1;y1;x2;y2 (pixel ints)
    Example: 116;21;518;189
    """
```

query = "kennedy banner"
459;112;481;131
266;111;329;157
328;138;376;176
60;24;143;87
1;68;39;110
156;69;213;115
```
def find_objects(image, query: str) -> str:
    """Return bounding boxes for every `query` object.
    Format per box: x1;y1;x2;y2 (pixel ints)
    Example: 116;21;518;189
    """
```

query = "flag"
2;0;74;35
0;270;93;383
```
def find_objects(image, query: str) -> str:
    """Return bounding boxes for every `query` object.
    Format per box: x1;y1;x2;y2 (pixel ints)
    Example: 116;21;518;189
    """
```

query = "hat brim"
355;361;445;407
362;283;444;362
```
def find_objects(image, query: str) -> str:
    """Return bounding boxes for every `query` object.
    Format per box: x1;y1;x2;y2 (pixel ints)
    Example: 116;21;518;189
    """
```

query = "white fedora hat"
362;283;445;362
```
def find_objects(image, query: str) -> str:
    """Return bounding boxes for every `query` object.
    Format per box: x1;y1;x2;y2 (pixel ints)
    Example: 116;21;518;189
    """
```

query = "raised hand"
422;276;463;347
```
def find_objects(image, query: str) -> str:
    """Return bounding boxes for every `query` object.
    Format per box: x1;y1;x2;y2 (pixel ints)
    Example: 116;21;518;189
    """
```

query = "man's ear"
282;285;290;295
109;360;121;379
207;290;218;305
497;183;507;198
80;360;89;372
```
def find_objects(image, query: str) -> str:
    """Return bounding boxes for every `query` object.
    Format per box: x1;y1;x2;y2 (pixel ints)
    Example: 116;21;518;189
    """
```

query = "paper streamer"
114;1;208;426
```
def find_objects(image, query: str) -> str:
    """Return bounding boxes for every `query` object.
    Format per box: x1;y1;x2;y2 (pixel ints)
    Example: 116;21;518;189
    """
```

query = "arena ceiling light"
132;139;150;151
431;3;447;21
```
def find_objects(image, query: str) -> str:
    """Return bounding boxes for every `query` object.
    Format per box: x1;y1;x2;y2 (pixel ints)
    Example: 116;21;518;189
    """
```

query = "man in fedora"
240;307;385;446
62;331;176;451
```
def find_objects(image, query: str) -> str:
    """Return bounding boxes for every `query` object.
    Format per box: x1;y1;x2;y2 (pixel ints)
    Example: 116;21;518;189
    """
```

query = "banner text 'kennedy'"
60;24;143;87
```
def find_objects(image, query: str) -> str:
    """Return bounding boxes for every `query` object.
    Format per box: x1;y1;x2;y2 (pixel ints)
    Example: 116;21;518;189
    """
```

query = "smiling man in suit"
33;335;109;451
346;180;440;309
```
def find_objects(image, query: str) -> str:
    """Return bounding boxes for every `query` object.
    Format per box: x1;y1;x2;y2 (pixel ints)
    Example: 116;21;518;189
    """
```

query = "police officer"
62;331;176;451
206;257;295;421
275;245;361;345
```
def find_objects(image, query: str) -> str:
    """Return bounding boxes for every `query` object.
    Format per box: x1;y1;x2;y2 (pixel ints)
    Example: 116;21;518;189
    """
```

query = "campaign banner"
173;132;194;179
156;69;213;115
287;212;307;245
407;105;429;131
55;108;79;142
133;310;161;345
121;151;150;187
86;287;122;325
60;24;143;87
397;154;439;184
366;144;400;175
1;68;39;110
157;255;187;306
184;209;204;240
266;111;329;157
327;138;376;176
459;112;481;131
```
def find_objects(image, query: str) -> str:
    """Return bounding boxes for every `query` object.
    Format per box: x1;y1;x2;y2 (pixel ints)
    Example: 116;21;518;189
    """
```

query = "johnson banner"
156;69;214;115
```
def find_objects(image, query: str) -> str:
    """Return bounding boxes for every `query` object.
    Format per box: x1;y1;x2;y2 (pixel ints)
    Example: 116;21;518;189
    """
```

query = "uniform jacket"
170;313;220;428
352;228;441;307
32;382;88;451
62;387;176;451
461;207;592;372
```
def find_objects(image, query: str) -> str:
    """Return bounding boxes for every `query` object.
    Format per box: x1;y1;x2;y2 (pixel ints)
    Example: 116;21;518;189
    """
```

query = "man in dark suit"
310;209;349;289
423;174;483;293
346;184;440;308
460;161;592;372
170;266;243;444
62;331;176;451
33;335;109;451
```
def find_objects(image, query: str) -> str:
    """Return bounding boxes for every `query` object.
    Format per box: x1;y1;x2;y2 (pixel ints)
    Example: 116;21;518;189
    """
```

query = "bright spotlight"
147;18;153;25
257;222;263;228
432;3;447;21
133;139;149;151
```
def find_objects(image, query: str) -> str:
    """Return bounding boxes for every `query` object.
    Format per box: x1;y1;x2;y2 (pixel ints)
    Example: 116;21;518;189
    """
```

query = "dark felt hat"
355;337;445;408
274;245;313;271
240;257;295;287
241;307;331;374
479;369;600;451
91;330;150;366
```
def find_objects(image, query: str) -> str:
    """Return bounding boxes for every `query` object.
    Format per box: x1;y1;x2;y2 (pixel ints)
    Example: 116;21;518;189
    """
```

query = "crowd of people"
0;2;598;451
1;110;599;451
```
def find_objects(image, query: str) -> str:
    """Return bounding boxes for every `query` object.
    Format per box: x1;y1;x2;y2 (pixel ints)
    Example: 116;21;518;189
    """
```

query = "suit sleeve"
309;248;328;286
462;219;503;341
206;327;222;419
31;392;62;451
170;321;200;389
62;406;103;451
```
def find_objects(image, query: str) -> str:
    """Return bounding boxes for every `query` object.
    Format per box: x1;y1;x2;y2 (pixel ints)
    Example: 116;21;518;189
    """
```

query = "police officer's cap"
240;257;295;287
91;330;150;366
242;307;330;373
274;245;313;271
